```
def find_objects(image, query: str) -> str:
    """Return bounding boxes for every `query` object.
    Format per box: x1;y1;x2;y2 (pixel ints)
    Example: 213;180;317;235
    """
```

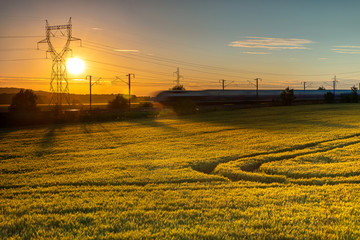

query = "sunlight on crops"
1;104;360;239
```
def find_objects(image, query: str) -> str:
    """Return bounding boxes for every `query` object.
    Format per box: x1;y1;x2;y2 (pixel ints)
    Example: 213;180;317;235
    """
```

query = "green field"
2;104;360;239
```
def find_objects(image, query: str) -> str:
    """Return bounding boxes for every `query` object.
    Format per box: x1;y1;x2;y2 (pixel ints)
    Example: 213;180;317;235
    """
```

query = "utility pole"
86;75;101;111
301;81;312;91
332;75;338;96
87;75;92;111
302;81;307;91
255;78;261;99
250;78;262;100
220;79;226;90
219;79;234;91
126;73;135;110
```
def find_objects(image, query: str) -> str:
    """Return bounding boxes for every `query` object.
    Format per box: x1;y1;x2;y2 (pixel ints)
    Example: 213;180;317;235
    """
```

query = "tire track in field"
217;135;360;184
191;133;360;178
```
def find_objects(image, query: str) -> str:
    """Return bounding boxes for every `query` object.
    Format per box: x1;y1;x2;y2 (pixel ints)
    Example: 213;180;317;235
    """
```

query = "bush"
351;86;358;103
280;87;295;105
138;101;153;108
9;89;38;112
108;95;128;110
340;86;359;103
324;92;335;103
170;85;186;91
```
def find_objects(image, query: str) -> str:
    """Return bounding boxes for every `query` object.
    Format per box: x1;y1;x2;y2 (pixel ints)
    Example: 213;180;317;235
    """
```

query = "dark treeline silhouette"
9;89;38;112
0;88;151;105
108;95;128;110
0;90;158;128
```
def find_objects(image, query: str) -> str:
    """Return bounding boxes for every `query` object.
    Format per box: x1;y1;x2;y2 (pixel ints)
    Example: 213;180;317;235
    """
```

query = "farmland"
1;104;360;239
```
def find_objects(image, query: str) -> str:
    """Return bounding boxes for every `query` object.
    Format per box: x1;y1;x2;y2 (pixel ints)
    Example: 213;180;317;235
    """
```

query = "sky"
1;0;360;96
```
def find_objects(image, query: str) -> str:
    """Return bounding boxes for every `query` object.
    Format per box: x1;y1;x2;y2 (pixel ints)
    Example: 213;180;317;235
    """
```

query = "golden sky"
2;0;360;96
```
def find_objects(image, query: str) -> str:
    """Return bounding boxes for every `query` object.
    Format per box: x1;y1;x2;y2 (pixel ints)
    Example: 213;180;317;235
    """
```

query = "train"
154;89;354;106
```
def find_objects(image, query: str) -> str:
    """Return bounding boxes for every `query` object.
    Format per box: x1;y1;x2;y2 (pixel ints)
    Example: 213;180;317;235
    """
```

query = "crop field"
2;104;360;239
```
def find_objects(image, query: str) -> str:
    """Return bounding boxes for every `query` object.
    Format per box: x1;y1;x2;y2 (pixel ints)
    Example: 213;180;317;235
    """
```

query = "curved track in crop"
192;133;360;185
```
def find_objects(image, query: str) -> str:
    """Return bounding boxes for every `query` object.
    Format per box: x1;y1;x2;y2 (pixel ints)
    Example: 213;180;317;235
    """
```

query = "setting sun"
66;58;86;75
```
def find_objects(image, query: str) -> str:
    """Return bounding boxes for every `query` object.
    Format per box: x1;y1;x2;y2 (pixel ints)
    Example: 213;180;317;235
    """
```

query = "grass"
1;103;360;239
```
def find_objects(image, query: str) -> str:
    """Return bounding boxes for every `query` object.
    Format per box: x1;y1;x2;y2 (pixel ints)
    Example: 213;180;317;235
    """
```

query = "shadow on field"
0;128;19;140
97;123;117;138
133;117;178;131
179;106;359;131
81;123;93;135
35;125;61;157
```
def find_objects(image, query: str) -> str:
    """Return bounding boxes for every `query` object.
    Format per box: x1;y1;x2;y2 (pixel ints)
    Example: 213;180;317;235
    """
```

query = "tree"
318;86;326;90
170;85;186;91
351;85;358;103
9;89;38;112
108;95;128;110
280;87;295;105
324;91;335;103
341;86;359;103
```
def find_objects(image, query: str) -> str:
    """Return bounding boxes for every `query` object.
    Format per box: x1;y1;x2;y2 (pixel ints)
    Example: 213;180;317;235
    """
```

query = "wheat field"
1;104;360;239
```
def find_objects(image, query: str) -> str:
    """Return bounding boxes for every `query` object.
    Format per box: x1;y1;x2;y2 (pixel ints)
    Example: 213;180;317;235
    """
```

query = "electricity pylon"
173;67;183;87
37;18;81;107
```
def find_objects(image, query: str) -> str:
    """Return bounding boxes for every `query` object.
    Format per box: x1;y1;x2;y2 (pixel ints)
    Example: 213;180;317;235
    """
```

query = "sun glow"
66;58;86;75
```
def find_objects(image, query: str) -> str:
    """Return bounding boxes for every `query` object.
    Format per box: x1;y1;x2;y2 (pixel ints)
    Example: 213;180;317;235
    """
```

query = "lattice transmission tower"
37;18;81;106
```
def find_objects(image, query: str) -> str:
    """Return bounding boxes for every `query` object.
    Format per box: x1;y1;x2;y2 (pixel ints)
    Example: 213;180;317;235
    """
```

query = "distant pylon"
37;18;81;106
332;75;338;96
173;67;183;87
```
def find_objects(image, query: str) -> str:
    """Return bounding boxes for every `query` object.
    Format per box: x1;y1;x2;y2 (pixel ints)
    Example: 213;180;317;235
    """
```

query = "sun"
66;58;86;75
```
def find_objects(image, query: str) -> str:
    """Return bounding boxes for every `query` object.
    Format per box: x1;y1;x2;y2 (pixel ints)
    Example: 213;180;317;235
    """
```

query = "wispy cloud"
91;27;103;31
243;51;271;55
229;37;312;50
332;46;360;54
334;46;360;48
114;49;139;53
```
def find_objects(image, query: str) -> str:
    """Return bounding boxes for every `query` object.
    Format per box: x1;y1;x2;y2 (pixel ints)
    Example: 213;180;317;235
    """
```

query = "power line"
81;39;360;78
0;58;46;61
82;42;254;79
0;35;43;38
79;39;360;89
0;48;41;51
83;58;171;78
83;44;253;80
